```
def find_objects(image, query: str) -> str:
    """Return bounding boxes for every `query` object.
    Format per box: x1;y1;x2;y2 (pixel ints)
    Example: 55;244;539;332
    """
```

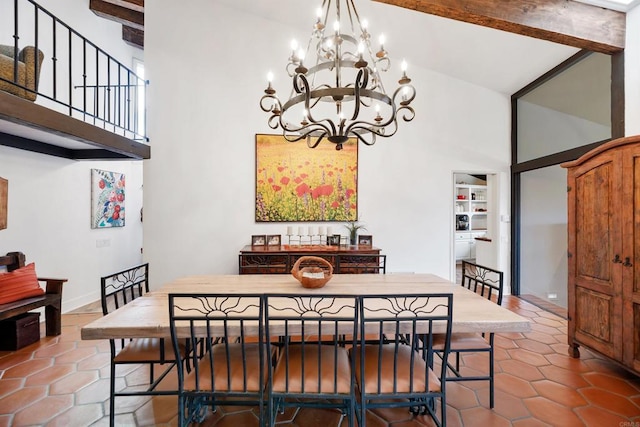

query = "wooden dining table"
80;274;530;340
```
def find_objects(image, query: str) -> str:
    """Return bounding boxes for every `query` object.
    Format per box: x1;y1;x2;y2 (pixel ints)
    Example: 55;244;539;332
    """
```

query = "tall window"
511;50;621;305
516;52;611;163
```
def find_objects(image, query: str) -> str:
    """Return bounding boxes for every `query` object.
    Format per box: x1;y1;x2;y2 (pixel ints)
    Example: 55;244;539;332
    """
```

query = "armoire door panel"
575;162;616;286
623;149;640;367
575;286;617;358
631;153;640;296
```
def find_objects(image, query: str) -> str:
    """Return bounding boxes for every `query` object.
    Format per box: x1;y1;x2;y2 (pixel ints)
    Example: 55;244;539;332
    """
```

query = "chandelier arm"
351;72;362;121
398;105;416;122
282;115;336;140
351;119;400;140
283;133;306;143
307;133;326;148
345;102;397;134
353;132;377;146
294;74;330;129
344;117;396;138
283;125;330;148
260;94;284;131
259;94;276;113
286;62;297;77
392;84;417;105
293;73;308;95
283;125;328;143
267;115;281;130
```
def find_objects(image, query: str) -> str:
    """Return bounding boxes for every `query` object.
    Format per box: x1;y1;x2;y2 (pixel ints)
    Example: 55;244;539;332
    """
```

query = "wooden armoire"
562;135;640;375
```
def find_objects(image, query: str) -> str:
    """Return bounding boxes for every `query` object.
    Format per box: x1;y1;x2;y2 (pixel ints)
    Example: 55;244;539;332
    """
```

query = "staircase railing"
0;0;147;142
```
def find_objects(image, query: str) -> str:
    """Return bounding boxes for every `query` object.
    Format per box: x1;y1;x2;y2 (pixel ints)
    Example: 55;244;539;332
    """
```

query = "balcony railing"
0;0;147;142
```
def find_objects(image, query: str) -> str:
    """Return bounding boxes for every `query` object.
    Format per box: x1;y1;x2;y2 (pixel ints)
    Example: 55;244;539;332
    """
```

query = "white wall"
0;0;145;312
626;5;640;135
0;146;144;311
520;166;568;307
143;0;512;288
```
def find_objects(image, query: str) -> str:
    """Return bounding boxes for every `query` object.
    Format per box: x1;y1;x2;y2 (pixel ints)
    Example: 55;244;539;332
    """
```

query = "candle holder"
309;234;324;245
299;234;313;245
286;233;296;245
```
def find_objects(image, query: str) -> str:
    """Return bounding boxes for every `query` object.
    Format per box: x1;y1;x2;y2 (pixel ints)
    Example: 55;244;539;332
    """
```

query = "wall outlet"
547;293;558;300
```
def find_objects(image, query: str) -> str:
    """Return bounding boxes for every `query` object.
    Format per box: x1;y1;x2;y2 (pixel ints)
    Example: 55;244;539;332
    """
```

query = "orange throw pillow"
0;262;45;305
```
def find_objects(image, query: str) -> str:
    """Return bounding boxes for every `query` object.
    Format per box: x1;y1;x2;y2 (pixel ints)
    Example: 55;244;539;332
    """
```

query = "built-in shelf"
454;179;489;261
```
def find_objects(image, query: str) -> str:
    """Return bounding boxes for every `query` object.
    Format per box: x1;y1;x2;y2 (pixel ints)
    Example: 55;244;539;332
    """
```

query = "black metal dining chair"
264;294;359;427
433;260;504;408
101;264;184;427
168;293;267;426
355;294;453;427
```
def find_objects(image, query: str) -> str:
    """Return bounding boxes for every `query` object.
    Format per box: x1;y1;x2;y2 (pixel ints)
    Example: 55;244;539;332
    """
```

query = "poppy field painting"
255;134;358;222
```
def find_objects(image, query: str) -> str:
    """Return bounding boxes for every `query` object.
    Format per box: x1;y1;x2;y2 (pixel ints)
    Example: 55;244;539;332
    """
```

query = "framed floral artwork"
255;134;358;222
91;169;125;228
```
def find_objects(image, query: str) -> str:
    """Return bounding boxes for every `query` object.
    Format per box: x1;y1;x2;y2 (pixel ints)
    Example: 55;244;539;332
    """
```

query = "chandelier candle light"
260;0;416;150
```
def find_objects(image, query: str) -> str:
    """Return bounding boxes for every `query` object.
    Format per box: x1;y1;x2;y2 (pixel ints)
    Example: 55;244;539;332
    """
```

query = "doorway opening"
452;172;501;284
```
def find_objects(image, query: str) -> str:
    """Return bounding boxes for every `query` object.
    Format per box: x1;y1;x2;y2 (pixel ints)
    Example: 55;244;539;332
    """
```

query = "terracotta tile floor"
1;296;640;426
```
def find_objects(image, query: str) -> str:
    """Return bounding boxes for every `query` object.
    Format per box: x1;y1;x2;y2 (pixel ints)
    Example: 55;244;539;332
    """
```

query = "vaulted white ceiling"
222;0;582;95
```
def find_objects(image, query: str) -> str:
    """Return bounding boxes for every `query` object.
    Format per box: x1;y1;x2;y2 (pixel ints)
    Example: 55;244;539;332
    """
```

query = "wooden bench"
0;252;67;336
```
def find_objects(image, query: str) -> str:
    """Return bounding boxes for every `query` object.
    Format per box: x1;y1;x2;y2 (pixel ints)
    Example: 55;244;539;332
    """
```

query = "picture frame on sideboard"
267;234;281;247
327;234;341;246
251;235;266;246
358;235;373;246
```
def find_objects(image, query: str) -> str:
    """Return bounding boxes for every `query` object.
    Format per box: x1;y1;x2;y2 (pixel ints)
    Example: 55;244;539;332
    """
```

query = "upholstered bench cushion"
0;262;45;305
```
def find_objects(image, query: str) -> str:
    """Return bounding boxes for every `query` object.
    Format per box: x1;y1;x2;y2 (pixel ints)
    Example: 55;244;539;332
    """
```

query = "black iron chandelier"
259;0;416;150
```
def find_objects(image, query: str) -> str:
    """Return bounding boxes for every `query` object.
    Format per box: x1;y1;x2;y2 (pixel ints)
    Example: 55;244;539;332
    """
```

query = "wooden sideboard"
238;245;383;274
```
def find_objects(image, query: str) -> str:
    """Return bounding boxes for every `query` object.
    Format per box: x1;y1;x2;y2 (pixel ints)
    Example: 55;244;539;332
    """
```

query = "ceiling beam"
123;25;144;49
372;0;625;54
102;0;144;13
89;0;144;31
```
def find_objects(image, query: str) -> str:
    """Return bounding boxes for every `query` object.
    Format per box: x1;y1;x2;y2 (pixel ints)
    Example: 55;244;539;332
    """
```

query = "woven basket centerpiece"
291;256;333;289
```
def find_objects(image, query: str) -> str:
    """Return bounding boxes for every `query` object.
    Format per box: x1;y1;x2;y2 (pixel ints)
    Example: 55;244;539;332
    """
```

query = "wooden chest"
0;312;40;350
